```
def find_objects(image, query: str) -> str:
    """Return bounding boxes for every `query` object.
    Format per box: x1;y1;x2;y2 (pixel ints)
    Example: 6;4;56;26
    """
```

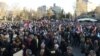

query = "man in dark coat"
30;36;39;56
22;34;39;56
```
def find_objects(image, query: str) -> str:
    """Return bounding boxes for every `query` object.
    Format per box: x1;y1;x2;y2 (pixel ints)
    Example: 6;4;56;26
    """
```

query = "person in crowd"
59;38;68;55
64;46;74;56
88;50;96;56
0;19;99;56
83;38;93;56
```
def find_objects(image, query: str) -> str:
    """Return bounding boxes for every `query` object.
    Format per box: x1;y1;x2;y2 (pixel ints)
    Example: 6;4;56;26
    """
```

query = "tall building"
51;4;62;14
51;4;62;19
37;5;47;18
75;0;88;17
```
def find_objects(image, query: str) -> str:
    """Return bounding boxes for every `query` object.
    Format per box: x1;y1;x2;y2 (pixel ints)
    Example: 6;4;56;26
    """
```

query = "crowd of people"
0;19;100;56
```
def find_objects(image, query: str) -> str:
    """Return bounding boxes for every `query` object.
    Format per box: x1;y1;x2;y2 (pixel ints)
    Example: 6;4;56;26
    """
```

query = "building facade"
51;4;62;19
37;5;47;19
75;0;88;17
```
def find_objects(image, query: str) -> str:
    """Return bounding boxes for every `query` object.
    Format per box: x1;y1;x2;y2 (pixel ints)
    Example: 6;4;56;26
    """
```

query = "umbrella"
78;18;97;22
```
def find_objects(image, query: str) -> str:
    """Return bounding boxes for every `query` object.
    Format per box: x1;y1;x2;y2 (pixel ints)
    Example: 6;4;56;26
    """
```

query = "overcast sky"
0;0;100;14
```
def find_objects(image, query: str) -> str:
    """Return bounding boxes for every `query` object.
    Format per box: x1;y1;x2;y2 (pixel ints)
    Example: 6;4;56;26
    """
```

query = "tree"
28;9;35;20
47;8;54;19
31;11;41;20
87;11;95;18
12;6;22;21
59;9;65;19
66;13;72;19
19;8;30;20
0;2;7;20
94;6;100;19
7;11;13;21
